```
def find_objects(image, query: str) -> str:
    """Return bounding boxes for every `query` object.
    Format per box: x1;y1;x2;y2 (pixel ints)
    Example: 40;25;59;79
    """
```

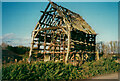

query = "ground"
91;72;118;79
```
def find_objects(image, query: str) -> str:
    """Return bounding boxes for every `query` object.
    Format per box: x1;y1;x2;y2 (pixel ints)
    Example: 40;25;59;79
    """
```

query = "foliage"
6;45;30;54
2;56;120;80
2;45;29;64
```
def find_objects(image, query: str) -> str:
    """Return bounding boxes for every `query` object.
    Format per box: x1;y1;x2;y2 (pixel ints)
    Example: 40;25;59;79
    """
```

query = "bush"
6;45;30;54
2;57;120;80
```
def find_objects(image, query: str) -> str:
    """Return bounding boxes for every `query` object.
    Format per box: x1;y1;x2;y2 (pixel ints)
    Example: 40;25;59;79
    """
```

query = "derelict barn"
29;2;97;63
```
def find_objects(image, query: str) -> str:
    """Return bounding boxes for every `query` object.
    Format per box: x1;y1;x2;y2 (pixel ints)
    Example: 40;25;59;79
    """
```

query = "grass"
2;56;120;80
2;45;29;64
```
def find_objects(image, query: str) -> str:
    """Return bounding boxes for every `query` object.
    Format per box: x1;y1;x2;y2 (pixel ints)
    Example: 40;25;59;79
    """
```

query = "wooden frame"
29;1;97;64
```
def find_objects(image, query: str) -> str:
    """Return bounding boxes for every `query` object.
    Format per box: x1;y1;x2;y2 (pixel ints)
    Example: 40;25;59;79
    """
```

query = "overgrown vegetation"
2;44;30;64
6;45;30;54
2;56;119;80
1;43;120;80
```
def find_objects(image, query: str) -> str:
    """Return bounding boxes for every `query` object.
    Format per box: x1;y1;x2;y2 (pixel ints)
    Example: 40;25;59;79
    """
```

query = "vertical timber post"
65;27;71;64
28;31;35;63
53;31;55;61
96;50;99;61
60;32;61;60
44;32;46;61
63;34;65;62
94;35;99;61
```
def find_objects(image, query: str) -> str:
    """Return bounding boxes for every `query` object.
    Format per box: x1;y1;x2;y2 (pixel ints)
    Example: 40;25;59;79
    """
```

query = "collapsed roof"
35;2;96;35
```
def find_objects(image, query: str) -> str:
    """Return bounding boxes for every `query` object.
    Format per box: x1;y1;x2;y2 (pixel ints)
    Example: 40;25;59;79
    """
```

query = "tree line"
96;41;119;55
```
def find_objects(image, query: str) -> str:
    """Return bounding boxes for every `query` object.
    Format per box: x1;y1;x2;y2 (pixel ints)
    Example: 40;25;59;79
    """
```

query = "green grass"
2;56;120;80
2;45;29;64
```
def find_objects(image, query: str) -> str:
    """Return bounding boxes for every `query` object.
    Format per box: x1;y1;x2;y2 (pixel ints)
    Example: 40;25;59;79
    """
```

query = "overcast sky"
1;2;118;46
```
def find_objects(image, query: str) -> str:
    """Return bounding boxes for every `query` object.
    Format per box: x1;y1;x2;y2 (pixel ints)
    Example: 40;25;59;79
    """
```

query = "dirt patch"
91;72;118;79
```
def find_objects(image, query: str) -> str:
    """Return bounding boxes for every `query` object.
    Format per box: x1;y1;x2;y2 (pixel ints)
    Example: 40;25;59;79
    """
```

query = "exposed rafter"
29;1;97;64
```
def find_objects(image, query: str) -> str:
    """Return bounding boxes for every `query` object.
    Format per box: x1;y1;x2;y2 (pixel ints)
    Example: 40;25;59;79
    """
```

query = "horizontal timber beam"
34;26;65;38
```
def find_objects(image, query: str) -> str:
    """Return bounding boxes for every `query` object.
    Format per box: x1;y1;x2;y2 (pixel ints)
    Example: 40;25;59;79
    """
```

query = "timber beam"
34;26;65;38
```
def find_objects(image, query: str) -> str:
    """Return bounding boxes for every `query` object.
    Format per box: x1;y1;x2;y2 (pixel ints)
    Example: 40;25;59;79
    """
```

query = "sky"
1;2;118;46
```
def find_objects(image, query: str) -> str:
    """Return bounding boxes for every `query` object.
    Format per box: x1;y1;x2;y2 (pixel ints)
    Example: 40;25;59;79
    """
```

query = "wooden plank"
34;22;40;30
46;13;53;26
40;10;55;13
63;42;65;62
49;2;73;63
44;32;46;52
40;52;67;54
50;1;96;35
53;31;55;61
44;3;68;36
71;21;88;34
34;26;64;38
73;15;96;34
39;2;50;23
96;50;99;60
33;43;51;46
65;27;71;64
40;22;53;27
29;31;35;57
41;14;49;28
34;3;51;30
61;28;68;35
32;49;44;50
59;33;61;60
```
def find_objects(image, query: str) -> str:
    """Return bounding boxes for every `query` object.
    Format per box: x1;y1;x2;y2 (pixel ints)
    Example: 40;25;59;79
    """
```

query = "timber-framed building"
29;1;97;63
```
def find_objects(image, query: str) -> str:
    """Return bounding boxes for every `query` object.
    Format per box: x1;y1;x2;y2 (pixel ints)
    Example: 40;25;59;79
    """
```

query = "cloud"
1;33;31;46
2;33;15;40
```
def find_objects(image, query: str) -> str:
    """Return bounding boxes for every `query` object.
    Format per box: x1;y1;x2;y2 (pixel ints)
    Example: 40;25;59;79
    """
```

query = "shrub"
2;57;120;80
6;45;30;54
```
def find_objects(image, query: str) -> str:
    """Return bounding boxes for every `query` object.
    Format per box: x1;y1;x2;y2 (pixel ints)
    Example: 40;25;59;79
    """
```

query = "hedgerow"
2;56;120;80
